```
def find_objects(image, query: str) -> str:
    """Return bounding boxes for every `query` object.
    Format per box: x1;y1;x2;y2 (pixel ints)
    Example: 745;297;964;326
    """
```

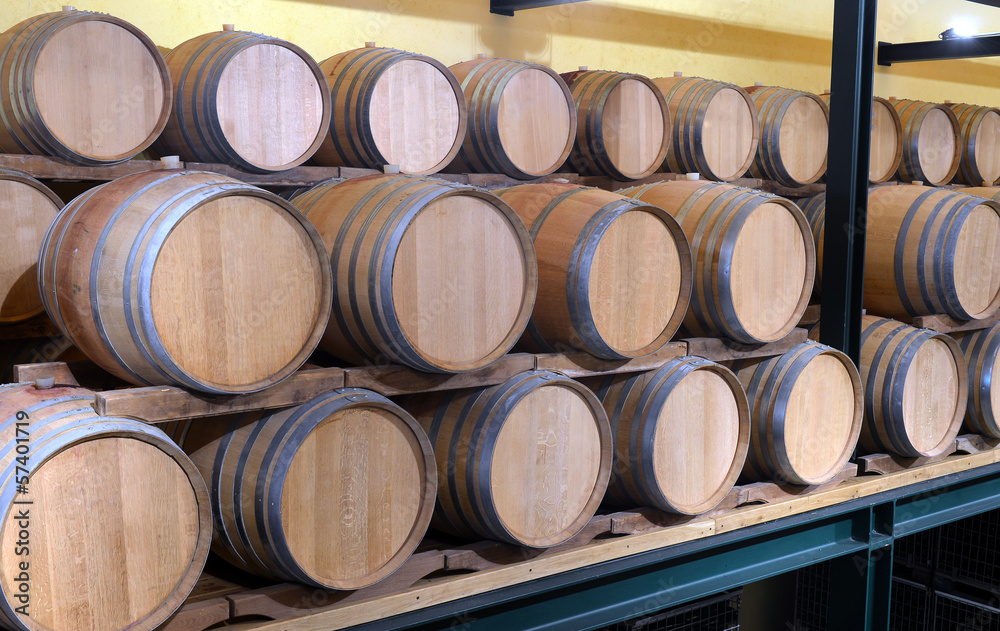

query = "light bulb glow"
950;18;977;38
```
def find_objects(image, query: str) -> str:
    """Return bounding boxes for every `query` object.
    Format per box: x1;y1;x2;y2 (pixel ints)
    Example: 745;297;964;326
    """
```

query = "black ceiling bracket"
490;0;588;16
878;34;1000;65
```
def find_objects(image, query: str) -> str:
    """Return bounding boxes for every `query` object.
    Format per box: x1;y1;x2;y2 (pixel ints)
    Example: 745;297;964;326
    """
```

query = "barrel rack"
6;2;1000;625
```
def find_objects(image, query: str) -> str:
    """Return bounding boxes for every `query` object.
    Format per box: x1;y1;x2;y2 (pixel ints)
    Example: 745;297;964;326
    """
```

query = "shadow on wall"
291;0;999;87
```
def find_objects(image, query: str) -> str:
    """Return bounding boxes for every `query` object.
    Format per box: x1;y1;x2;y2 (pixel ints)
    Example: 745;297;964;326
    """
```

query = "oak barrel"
744;85;828;187
156;27;330;172
590;357;749;514
948;102;1000;186
730;341;863;485
496;183;691;358
406;370;612;548
957;186;1000;203
953;323;1000;437
0;382;210;631
859;316;967;457
290;174;536;372
796;192;826;291
618;180;814;344
0;8;171;165
448;56;575;179
313;45;466;175
559;69;671;180
0;169;63;324
819;94;902;184
38;169;333;394
865;184;1000;321
169;389;436;589
654;73;759;181
891;98;962;186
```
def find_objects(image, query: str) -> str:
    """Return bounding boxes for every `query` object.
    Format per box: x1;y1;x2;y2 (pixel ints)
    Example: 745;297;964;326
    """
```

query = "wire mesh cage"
894;527;939;574
596;588;741;631
938;508;1000;591
792;560;831;631
890;576;932;631
933;590;1000;631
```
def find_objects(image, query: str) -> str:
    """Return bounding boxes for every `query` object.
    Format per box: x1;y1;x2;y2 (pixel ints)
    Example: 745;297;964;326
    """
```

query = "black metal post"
821;0;878;364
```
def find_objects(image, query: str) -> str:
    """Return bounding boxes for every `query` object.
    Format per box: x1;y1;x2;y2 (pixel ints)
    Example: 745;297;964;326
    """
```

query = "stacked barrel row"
800;183;1000;460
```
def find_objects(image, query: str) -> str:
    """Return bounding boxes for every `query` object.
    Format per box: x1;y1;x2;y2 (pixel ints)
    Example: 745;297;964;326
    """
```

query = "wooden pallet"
910;310;1000;334
858;441;962;475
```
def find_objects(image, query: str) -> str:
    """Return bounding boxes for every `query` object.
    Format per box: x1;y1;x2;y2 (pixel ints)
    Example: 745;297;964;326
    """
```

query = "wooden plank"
94;367;345;422
0;154;166;181
533;342;688;378
12;362;79;387
0;314;62;340
857;442;959;475
183;163;343;187
609;488;741;536
684;328;808;362
158;598;230;631
245;520;716;631
798;304;821;326
580;171;685;193
737;463;858;505
343;353;533;396
228;550;446;620
911;310;1000;334
751;180;826;199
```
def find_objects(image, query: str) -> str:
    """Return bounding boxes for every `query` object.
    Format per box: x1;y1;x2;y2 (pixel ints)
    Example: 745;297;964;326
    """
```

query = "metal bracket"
878;34;1000;65
490;0;588;16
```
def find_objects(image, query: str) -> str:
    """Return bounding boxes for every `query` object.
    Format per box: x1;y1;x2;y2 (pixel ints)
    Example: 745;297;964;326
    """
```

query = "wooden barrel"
957;186;1000;203
654;73;758;182
865;184;1000;321
496;183;691;358
819;94;902;184
618;180;814;344
948;102;1000;186
590;357;749;514
0;169;63;324
796;192;826;291
860;316;967;457
730;341;863;485
744;85;828;187
313;45;465;175
168;388;435;589
0;382;210;631
952;324;1000;437
155;27;330;172
891;98;962;185
0;8;171;165
406;370;612;547
448;56;575;179
38;170;332;393
559;70;671;180
290;174;535;372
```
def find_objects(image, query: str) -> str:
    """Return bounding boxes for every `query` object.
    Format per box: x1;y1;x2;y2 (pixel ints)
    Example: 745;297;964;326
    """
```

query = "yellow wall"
5;0;1000;105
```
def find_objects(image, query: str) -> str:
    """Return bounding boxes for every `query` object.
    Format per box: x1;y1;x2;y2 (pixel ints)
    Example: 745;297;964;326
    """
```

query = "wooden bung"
404;370;613;548
38;170;333;394
859;316;967;457
952;323;1000;438
948;102;1000;186
0;9;171;165
155;28;331;172
165;389;436;589
820;94;902;183
618;180;815;344
744;85;829;187
729;340;863;485
496;183;691;359
891;98;962;185
654;75;759;182
448;57;576;179
559;69;671;180
0;169;63;325
289;174;537;373
587;357;750;514
0;383;210;631
313;46;467;175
